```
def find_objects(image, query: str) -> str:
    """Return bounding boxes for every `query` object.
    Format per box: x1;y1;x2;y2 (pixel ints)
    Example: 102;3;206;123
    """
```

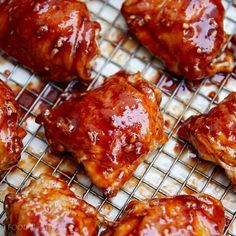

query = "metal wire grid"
0;0;235;234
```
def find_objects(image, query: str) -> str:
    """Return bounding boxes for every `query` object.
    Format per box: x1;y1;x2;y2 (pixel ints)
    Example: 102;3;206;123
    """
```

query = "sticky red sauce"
4;175;101;236
178;92;236;185
0;80;26;173
0;0;100;82
103;195;226;235
37;71;167;197
121;0;228;80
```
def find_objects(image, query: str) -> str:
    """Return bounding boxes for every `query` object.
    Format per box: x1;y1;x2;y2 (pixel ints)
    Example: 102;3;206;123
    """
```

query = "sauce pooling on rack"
4;175;104;235
0;80;26;174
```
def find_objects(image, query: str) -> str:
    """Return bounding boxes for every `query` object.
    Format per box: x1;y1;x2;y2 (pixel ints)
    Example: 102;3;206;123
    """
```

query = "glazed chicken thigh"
4;174;104;236
179;92;236;184
0;0;100;82
0;80;26;174
37;71;167;197
122;0;234;80
102;195;226;236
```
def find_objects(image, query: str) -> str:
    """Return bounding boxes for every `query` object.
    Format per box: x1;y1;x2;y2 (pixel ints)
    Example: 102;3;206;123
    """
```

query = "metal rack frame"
0;0;236;235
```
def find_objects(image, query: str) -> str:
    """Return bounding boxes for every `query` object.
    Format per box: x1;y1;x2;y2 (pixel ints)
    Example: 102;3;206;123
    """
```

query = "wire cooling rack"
0;0;236;235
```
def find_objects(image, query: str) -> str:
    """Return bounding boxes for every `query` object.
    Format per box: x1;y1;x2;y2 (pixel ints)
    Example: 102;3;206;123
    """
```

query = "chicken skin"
0;80;26;174
121;0;234;80
179;92;236;184
0;0;100;82
102;194;226;236
37;71;167;197
4;174;104;236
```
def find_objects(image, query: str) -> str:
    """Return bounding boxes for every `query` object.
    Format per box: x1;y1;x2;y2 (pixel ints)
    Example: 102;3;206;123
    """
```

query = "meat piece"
121;0;234;80
102;194;226;236
4;174;104;236
179;92;236;184
37;71;167;197
0;80;26;174
0;0;100;82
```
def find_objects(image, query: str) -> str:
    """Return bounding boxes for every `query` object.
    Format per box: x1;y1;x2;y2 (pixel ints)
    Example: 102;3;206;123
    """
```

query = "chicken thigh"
179;92;236;184
4;174;104;236
0;0;100;82
0;80;26;174
102;194;226;236
37;71;167;197
121;0;234;80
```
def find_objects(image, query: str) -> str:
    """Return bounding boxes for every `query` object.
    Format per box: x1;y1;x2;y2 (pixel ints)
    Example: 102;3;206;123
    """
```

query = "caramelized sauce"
4;175;103;236
37;71;167;197
122;0;232;80
0;80;26;174
0;0;100;82
103;195;226;235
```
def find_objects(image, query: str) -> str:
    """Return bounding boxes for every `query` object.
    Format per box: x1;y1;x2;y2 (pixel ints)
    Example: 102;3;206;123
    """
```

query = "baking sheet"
0;0;236;235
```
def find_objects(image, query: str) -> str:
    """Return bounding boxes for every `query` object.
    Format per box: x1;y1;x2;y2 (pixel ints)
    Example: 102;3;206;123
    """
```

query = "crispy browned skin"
0;80;26;174
4;174;104;236
102;195;225;236
37;71;167;197
179;92;236;184
0;0;100;82
121;0;234;80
